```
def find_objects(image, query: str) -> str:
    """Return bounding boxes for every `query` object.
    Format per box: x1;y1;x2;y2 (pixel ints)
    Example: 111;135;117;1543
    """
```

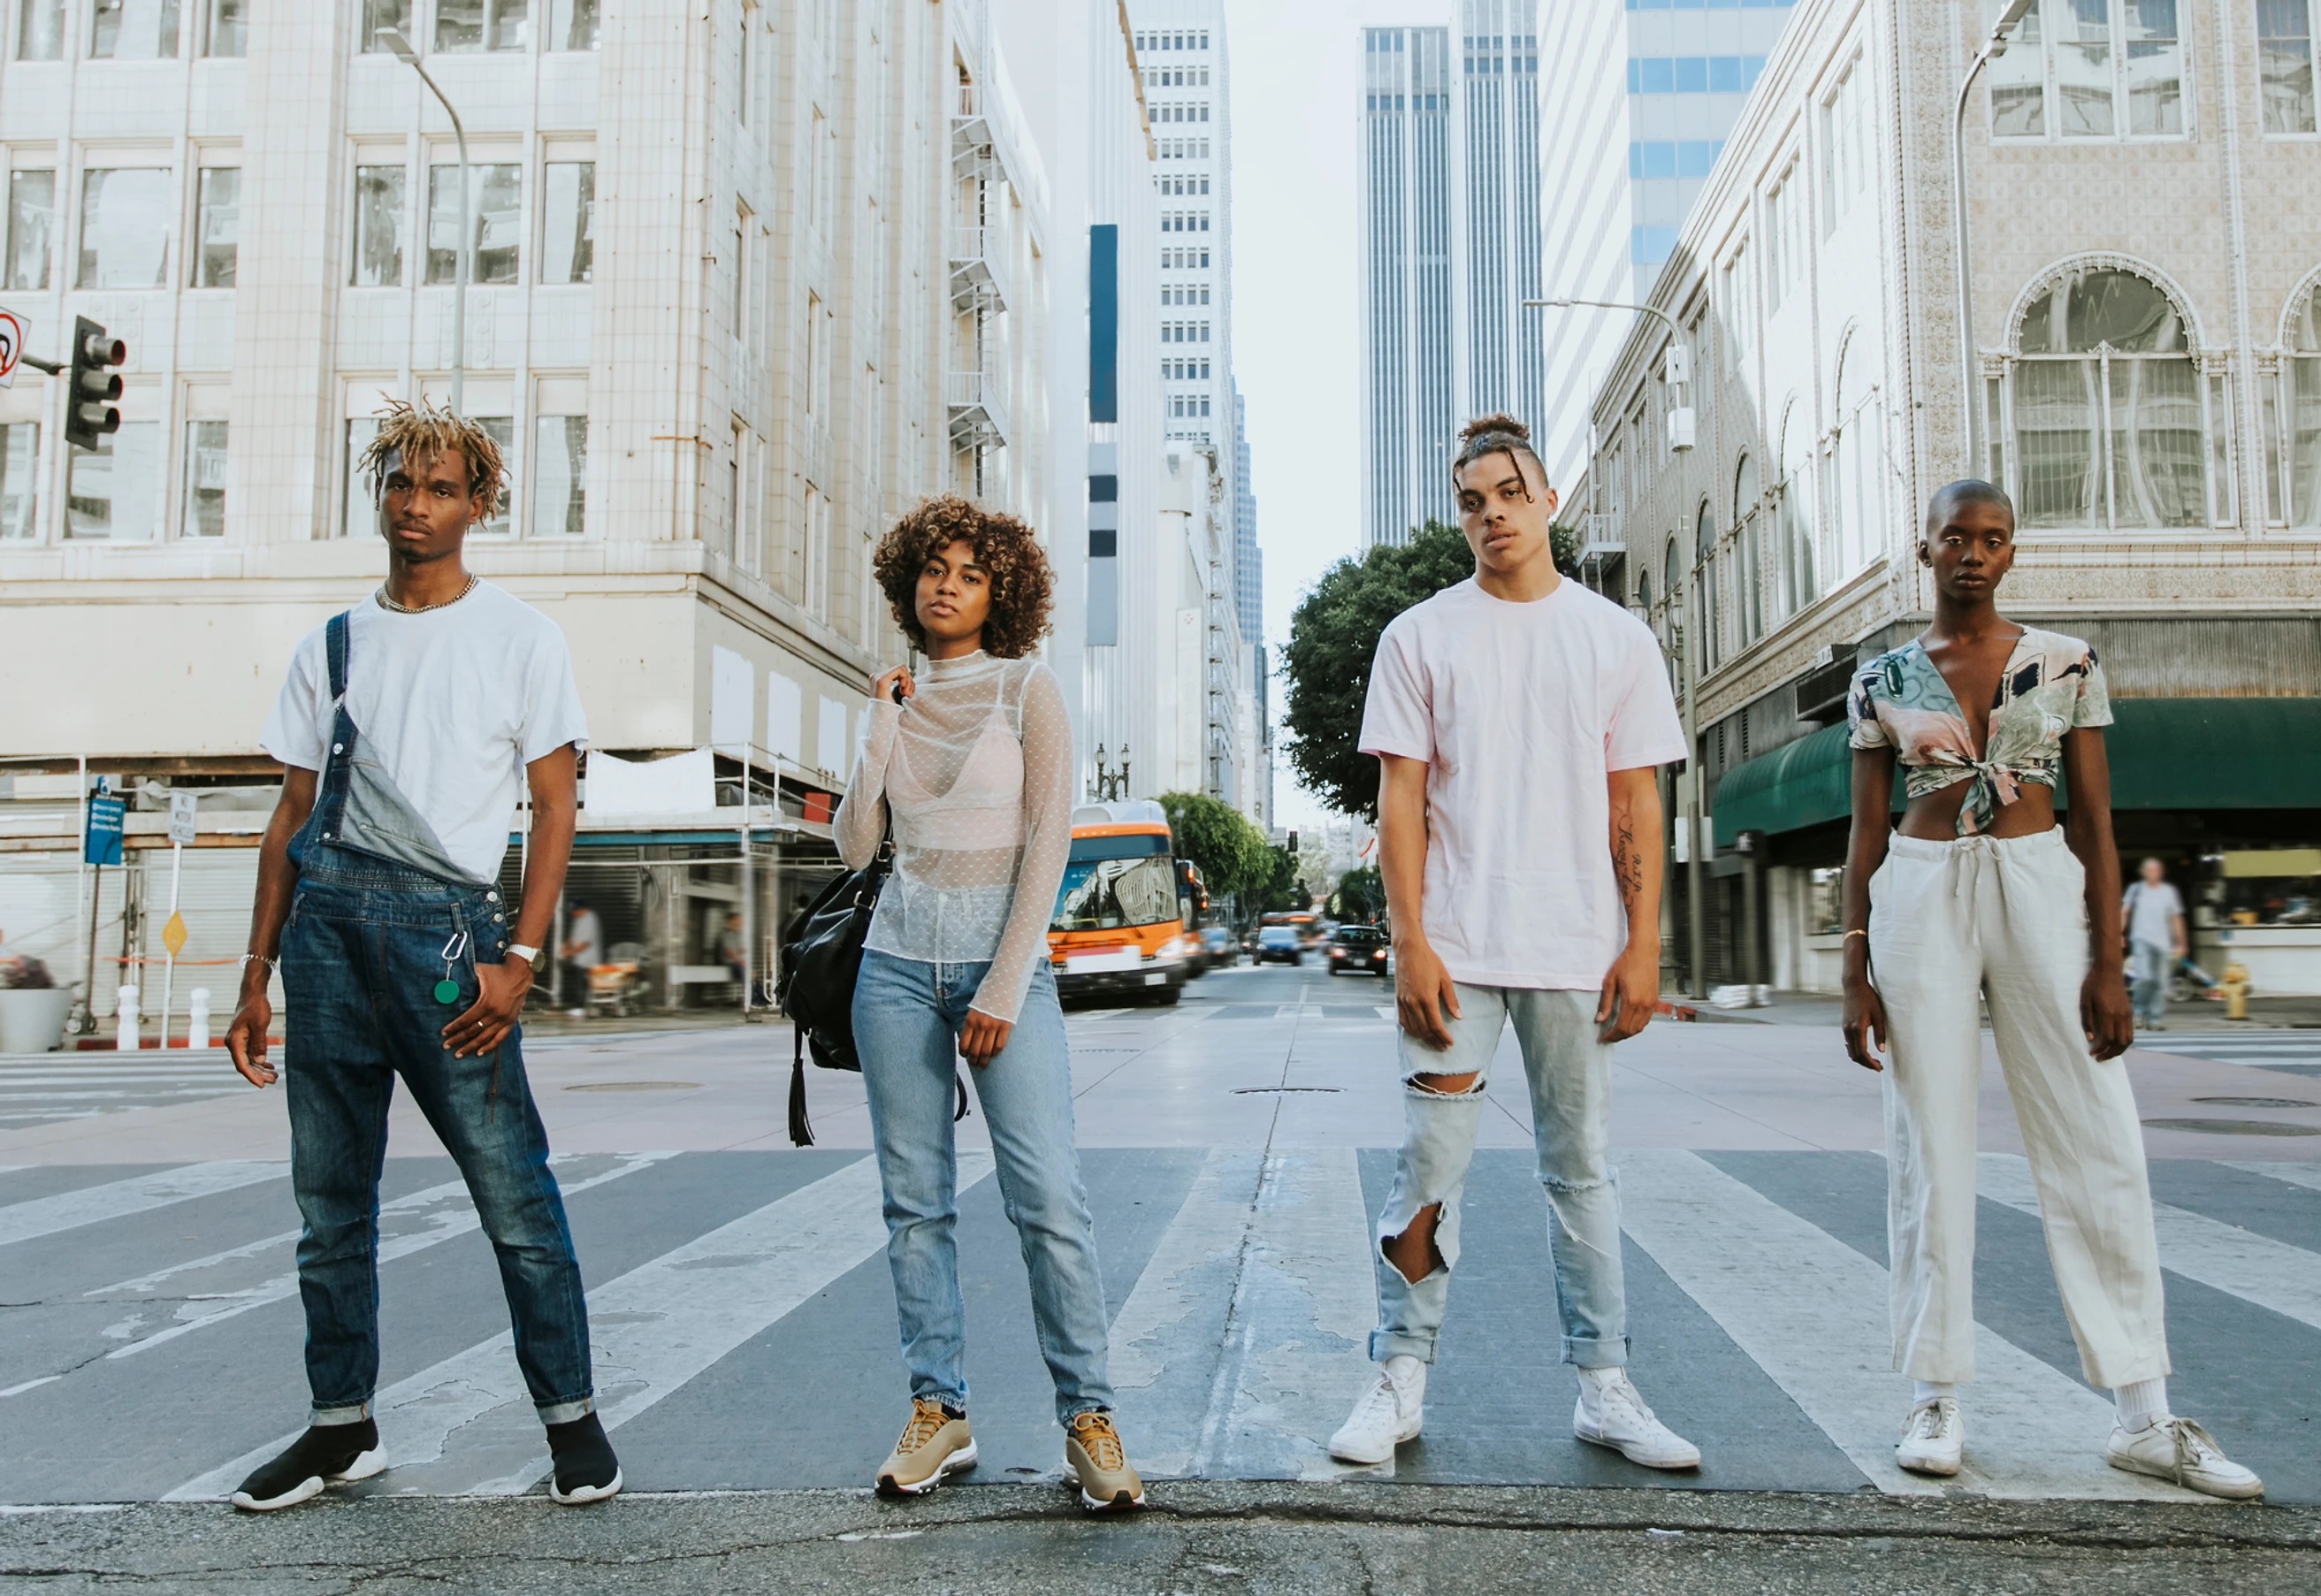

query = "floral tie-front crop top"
1846;627;2112;836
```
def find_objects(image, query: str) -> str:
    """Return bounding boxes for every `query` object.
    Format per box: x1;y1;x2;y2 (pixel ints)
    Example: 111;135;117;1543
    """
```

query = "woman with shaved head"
1838;480;2258;1497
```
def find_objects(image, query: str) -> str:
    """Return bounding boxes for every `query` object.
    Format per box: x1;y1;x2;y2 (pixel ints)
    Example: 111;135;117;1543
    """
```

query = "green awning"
1712;699;2321;847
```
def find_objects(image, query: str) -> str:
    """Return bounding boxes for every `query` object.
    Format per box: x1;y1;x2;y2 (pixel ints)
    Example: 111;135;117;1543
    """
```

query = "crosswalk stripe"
1616;1149;2202;1501
0;1162;286;1250
165;1152;995;1502
1105;1147;1378;1481
2221;1160;2321;1196
100;1154;676;1361
1976;1155;2321;1335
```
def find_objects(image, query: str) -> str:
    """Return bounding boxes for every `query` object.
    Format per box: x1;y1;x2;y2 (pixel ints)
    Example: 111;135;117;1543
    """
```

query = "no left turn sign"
0;309;24;389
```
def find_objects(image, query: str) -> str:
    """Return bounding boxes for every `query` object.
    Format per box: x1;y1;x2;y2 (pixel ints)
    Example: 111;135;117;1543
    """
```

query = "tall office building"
1534;0;1792;493
1231;385;1259;655
1455;2;1546;444
1359;25;1455;548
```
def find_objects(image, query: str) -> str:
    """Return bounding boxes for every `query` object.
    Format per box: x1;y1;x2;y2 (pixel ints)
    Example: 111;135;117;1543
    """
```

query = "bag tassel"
953;1072;970;1125
789;1029;815;1148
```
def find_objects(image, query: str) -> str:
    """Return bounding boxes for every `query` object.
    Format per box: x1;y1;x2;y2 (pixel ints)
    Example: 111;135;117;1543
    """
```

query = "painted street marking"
0;1162;286;1250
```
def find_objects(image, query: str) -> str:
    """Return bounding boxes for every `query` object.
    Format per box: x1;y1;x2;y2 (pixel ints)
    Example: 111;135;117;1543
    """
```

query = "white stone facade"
0;0;1050;792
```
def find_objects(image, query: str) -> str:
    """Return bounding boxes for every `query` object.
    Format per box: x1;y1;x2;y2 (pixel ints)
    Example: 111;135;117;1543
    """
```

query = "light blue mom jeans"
1370;984;1630;1370
852;948;1116;1424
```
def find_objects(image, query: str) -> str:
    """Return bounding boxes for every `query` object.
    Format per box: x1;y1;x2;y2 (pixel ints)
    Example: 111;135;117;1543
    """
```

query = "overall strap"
325;609;352;703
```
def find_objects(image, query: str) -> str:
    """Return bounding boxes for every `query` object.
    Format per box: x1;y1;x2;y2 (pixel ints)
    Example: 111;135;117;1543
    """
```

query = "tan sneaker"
1064;1409;1145;1512
874;1398;976;1496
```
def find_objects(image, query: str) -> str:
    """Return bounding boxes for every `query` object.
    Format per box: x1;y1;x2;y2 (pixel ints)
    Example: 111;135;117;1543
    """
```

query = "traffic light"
64;317;124;451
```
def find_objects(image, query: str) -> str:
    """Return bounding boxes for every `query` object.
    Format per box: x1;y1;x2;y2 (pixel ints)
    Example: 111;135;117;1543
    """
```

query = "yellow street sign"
162;912;188;958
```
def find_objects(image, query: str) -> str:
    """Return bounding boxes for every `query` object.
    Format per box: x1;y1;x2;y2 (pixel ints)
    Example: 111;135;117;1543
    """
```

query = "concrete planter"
0;989;73;1054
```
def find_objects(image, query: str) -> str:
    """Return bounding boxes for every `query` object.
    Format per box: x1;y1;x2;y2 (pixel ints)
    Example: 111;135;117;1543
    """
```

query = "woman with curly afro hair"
831;496;1146;1511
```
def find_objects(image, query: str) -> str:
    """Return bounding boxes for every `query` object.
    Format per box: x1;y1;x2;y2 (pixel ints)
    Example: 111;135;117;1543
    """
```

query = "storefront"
1711;699;2321;998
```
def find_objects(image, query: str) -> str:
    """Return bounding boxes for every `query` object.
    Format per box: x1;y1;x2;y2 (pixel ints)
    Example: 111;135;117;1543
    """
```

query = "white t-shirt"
565;907;605;967
2124;881;2184;948
1358;577;1688;990
262;583;588;883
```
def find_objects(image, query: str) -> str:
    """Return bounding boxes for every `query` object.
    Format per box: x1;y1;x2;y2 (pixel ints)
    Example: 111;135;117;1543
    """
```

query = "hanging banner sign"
85;795;125;866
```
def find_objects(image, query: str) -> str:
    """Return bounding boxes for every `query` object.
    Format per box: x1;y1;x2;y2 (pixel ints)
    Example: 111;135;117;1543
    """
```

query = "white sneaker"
1896;1398;1964;1477
1574;1371;1700;1470
2108;1417;2263;1501
1328;1355;1424;1464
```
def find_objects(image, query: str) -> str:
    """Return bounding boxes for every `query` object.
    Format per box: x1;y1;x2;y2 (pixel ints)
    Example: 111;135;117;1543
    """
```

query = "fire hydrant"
2218;962;2252;1022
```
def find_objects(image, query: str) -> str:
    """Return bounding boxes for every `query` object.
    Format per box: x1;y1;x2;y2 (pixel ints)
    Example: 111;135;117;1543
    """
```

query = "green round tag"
433;979;460;1004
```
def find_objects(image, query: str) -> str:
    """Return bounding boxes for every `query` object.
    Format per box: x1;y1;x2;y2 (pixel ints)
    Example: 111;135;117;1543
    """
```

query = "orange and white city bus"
1047;800;1199;1005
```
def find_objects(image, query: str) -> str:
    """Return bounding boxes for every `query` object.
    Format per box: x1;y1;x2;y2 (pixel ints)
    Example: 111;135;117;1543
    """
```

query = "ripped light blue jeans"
1371;984;1629;1369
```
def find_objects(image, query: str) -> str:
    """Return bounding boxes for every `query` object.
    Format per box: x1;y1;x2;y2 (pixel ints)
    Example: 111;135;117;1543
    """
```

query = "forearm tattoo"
1613;815;1644;913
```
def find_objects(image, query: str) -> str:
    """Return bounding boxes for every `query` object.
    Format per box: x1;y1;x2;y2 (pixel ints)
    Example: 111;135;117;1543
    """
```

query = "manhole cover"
2142;1117;2321;1137
2192;1096;2318;1110
565;1081;703;1093
1232;1087;1344;1096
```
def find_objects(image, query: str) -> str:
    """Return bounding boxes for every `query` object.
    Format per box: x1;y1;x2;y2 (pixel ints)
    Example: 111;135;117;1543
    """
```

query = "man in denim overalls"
224;401;617;1510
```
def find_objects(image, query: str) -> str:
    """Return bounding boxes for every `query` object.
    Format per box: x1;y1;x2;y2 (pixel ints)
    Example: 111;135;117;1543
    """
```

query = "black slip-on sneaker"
230;1420;386;1512
546;1412;622;1505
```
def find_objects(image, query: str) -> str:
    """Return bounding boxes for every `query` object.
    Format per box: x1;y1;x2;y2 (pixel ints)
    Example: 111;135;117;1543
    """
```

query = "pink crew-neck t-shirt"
1358;576;1687;991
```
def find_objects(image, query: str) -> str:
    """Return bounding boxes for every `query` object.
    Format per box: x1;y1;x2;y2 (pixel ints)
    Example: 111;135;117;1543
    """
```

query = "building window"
66;422;161;541
2284;285;2321;523
4;171;55;292
540;160;592;283
1775;401;1816;623
2262;0;2318;134
192;166;238;287
202;0;246;56
427;163;521;284
533;415;586;536
91;0;181;57
19;0;65;58
1829;338;1884;577
345;416;379;537
1696;497;1721;673
0;422;37;540
351;164;406;286
546;0;599;50
181;419;226;538
1821;58;1868;236
77;168;173;289
436;0;527;52
2011;266;2206;529
358;0;410;54
1988;0;2187;141
1763;163;1803;315
470;415;514;535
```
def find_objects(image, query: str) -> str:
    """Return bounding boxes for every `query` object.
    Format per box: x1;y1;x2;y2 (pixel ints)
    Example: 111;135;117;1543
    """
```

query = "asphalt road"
3;961;2317;1592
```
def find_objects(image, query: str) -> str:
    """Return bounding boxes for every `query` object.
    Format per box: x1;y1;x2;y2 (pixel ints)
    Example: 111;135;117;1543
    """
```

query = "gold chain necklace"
376;572;479;615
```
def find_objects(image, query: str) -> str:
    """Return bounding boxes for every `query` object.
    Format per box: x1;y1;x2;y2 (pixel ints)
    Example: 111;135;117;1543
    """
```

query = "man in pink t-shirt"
1326;415;1699;1472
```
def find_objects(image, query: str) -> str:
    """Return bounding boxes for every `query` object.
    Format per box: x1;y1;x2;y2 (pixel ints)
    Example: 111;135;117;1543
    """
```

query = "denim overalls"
281;609;594;1429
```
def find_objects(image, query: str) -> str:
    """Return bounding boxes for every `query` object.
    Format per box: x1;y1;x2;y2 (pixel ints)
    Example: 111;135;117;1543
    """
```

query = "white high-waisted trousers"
1867;828;2169;1389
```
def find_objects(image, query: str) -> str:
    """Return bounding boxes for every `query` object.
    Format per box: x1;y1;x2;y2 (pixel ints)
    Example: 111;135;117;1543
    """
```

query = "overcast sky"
1225;0;1430;829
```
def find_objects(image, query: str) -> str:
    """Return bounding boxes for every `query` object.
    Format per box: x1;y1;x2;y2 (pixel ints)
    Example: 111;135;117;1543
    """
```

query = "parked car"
1327;924;1392;977
1254;926;1303;966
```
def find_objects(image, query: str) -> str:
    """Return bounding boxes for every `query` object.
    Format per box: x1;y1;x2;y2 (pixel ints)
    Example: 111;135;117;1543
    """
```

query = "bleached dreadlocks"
355;397;507;520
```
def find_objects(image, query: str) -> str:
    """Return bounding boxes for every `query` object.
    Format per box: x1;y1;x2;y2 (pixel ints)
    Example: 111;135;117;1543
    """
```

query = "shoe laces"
2158;1417;2228;1474
1071;1411;1126;1471
1595;1371;1657;1427
1905;1400;1958;1441
896;1399;951;1455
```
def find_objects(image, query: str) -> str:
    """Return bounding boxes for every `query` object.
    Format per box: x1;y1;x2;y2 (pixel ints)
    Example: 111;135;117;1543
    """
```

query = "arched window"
1694;500;1719;673
1730;454;1762;649
1829;332;1884;577
1664;533;1682;608
2012;266;2205;530
1775;398;1816;622
2289;285;2321;527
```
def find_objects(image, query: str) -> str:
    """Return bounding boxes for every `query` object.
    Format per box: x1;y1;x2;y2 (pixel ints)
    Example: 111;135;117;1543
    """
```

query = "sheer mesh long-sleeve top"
833;653;1074;1024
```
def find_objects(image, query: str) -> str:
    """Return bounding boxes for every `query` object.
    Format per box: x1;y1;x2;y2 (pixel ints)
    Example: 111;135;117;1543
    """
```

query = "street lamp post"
1530;295;1704;995
379;28;470;416
1953;0;2040;475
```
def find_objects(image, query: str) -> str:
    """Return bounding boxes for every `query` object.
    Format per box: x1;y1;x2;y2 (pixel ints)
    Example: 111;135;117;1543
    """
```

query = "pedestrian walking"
1839;480;2259;1498
831;497;1144;1512
222;400;620;1511
2123;859;2188;1031
1328;415;1699;1471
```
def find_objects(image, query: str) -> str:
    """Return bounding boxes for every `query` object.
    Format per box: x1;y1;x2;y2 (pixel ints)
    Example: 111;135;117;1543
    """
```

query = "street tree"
1332;865;1385;923
1254;844;1307;914
1156;790;1273;906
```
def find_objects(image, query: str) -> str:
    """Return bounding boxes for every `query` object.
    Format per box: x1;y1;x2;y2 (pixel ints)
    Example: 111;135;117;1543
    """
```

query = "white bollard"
188;989;213;1050
115;985;141;1051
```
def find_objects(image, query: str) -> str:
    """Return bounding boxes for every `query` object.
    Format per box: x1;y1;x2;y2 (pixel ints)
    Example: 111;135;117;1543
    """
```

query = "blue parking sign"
85;796;124;867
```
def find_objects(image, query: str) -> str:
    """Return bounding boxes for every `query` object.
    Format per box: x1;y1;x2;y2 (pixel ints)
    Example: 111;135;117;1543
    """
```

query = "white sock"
1576;1364;1622;1421
2114;1378;2169;1433
1383;1354;1424;1394
1913;1380;1958;1409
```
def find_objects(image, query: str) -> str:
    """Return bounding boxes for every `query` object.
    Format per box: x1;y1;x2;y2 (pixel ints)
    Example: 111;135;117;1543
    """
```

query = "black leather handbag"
775;829;969;1146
